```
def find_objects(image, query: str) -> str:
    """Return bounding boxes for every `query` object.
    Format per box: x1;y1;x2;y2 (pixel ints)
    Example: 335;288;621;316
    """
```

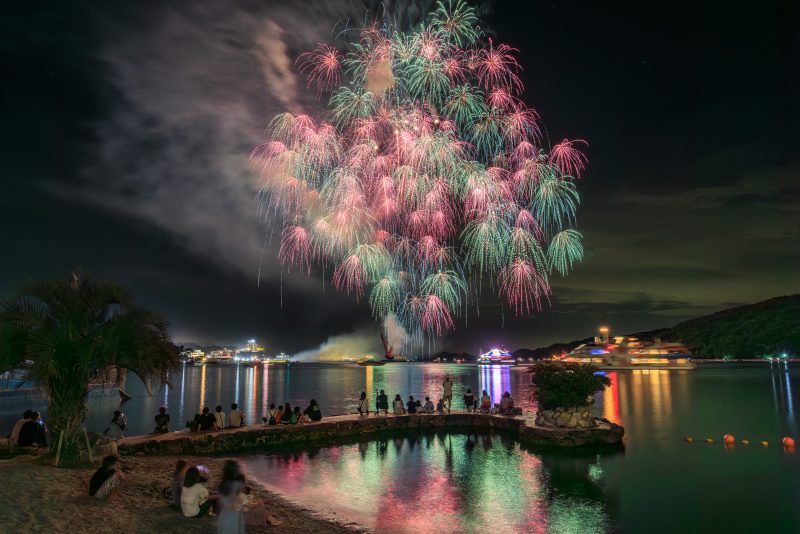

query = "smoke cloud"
83;1;369;284
293;324;383;361
383;313;408;355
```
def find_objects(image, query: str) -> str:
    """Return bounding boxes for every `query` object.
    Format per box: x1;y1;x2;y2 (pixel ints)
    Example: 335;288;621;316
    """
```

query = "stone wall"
116;413;624;456
535;405;596;429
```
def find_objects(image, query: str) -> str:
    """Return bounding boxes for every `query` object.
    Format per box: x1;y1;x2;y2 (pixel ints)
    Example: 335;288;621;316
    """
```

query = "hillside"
660;294;800;358
524;294;800;359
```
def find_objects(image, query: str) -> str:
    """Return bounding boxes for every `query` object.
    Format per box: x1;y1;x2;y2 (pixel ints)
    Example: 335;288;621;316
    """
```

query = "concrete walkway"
118;411;623;455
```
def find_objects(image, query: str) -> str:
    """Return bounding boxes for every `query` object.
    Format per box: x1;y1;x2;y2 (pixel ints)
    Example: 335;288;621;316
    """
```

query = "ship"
234;340;265;364
563;329;695;370
380;331;408;363
477;347;516;366
266;351;292;365
358;357;386;366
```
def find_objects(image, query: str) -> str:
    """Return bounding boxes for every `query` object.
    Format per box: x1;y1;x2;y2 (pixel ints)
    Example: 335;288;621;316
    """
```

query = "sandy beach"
0;455;360;533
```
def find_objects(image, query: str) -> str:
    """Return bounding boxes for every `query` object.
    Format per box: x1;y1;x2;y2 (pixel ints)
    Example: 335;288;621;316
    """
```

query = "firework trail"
252;0;587;350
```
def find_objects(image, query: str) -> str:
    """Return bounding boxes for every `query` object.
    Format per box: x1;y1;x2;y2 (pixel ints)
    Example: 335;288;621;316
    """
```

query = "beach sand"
0;455;360;533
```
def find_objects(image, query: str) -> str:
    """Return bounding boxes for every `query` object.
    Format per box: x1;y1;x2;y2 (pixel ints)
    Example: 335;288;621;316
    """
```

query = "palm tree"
0;272;178;465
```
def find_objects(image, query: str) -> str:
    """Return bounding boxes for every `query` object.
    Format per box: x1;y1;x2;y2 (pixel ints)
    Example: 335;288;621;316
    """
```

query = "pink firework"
486;87;520;111
279;225;316;273
297;44;341;94
549;139;589;178
420;294;455;336
471;39;523;93
498;259;551;315
333;254;368;299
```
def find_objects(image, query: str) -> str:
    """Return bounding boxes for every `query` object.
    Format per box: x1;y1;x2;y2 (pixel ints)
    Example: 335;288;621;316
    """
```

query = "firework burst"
253;0;588;349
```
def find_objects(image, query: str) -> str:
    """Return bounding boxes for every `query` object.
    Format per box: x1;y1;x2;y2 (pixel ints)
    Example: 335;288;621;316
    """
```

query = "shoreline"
0;454;361;533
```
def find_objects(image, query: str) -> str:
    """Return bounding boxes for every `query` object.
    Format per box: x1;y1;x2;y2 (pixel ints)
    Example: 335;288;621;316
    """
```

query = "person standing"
358;391;370;416
229;403;245;427
217;460;245;533
214;405;226;430
442;375;454;412
376;389;389;415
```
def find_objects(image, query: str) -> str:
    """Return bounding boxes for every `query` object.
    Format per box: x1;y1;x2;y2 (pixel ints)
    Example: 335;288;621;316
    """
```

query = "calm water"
2;362;799;532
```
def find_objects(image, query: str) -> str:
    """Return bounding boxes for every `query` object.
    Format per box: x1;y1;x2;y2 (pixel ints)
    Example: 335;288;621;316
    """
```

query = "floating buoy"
760;441;769;446
705;438;714;444
741;439;750;445
723;434;736;445
783;437;795;448
685;436;694;443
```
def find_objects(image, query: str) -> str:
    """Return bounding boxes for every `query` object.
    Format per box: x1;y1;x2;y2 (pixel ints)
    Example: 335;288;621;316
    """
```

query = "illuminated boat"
477;348;516;366
358;357;386;366
564;332;695;370
266;351;292;365
381;332;408;362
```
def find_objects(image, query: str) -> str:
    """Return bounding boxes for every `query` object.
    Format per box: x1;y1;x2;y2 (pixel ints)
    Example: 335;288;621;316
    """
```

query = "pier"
117;412;624;456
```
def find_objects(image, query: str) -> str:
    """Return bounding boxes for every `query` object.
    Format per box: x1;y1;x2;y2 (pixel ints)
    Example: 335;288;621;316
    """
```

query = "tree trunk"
47;376;89;466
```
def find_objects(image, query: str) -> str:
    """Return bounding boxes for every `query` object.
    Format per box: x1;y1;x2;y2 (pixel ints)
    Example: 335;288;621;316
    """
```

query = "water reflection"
479;365;511;406
243;433;617;533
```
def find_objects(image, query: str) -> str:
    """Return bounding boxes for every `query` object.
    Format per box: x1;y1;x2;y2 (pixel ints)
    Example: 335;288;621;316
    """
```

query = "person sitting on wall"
406;396;417;414
229;403;245;428
376;390;389;415
303;399;322;422
195;407;216;432
357;392;369;417
281;403;293;424
274;404;285;425
463;389;475;412
154;406;170;433
213;405;226;430
9;410;32;447
290;406;302;424
480;390;492;413
18;411;48;448
423;397;435;413
393;394;405;415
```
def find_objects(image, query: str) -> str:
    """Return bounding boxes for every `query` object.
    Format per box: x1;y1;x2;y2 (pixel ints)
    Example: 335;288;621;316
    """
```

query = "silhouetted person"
376;390;389;414
196;407;215;432
303;399;322;422
154;406;170;433
229;403;245;427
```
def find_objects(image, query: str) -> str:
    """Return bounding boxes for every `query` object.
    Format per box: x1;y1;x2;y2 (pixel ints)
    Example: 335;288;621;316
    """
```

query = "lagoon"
2;362;799;532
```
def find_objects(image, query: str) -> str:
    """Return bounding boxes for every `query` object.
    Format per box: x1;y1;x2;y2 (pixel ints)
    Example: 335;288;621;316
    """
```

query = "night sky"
2;0;797;356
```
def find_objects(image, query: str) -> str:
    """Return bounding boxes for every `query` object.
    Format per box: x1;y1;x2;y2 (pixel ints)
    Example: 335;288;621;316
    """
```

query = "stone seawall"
117;413;624;456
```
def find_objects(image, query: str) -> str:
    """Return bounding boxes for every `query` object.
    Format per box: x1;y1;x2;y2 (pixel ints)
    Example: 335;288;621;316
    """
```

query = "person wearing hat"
442;375;454;413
